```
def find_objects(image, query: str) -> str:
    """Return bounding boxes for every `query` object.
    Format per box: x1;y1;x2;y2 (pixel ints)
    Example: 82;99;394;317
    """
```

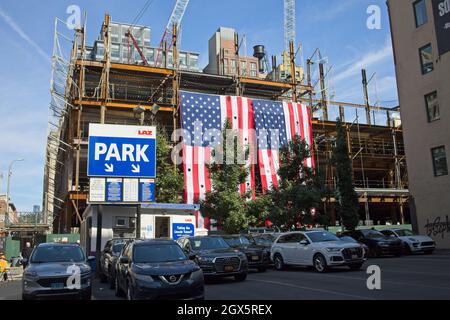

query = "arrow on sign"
132;164;141;173
105;163;114;173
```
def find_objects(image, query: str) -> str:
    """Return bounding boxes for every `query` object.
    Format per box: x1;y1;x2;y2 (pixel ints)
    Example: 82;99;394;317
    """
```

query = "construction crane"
284;0;296;53
155;0;190;67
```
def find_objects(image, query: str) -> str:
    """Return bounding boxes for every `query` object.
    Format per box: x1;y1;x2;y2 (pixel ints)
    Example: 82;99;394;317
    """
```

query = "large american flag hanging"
180;91;314;228
253;100;315;192
180;91;256;228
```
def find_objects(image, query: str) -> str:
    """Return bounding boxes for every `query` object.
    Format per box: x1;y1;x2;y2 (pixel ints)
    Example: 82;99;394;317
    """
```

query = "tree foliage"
332;120;360;231
201;120;257;234
268;135;326;229
155;127;184;203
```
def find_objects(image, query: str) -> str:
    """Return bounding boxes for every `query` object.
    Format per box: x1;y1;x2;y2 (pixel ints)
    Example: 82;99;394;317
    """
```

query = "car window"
224;236;251;247
361;230;385;239
112;243;125;254
189;237;230;250
394;229;414;237
307;231;339;243
133;244;187;263
340;236;357;243
31;245;85;263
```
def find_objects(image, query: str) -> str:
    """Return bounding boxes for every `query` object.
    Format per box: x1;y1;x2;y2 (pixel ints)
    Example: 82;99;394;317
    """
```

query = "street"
2;251;450;300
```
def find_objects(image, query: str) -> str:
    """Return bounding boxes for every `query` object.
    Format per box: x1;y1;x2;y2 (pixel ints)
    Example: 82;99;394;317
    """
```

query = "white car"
270;231;366;273
380;229;435;255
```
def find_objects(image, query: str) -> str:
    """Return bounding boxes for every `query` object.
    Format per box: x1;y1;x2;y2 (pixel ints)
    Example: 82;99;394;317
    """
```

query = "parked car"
22;243;93;300
99;238;133;288
222;235;270;272
248;227;280;234
114;239;204;300
177;236;248;281
270;231;366;273
342;229;403;257
252;233;282;249
380;229;435;255
338;236;369;259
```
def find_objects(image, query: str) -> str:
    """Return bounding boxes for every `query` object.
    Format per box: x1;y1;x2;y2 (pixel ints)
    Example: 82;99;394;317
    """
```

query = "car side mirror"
299;240;309;246
188;254;197;261
119;256;129;264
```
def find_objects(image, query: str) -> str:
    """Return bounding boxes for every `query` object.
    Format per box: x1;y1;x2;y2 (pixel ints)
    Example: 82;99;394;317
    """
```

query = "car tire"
348;263;364;271
273;254;285;271
313;253;328;273
99;272;107;283
403;243;412;255
114;276;125;297
234;273;247;282
257;267;267;273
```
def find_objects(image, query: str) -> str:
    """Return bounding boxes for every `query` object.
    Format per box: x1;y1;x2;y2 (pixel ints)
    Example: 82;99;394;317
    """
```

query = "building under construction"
43;8;409;233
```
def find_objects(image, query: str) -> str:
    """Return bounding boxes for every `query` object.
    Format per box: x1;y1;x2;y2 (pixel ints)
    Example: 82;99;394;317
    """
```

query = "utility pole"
5;159;24;226
289;41;297;102
362;69;371;126
234;32;241;96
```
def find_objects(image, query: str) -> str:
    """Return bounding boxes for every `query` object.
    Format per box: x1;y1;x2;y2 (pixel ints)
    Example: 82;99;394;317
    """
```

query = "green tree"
332;120;360;231
201;120;255;234
155;127;184;203
269;135;326;229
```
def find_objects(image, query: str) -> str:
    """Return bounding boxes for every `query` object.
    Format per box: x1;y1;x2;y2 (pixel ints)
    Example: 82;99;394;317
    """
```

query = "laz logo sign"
138;130;153;136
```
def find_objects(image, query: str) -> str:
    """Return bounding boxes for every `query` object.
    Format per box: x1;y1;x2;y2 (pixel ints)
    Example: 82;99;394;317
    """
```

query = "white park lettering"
95;142;150;162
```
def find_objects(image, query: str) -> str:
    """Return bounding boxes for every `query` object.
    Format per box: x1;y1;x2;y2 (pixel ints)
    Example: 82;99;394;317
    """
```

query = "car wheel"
313;254;328;273
257;267;267;273
234;273;247;282
99;272;107;283
114;276;124;297
403;243;411;255
348;263;364;271
273;254;285;271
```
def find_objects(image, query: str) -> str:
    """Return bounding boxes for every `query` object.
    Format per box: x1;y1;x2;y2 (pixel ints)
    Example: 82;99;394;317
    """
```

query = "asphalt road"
2;251;450;300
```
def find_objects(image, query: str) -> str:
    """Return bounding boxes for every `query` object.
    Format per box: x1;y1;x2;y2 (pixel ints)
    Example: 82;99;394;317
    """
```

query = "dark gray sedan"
22;243;93;300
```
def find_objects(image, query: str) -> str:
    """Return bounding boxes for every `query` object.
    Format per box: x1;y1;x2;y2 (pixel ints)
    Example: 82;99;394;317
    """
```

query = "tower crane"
284;0;296;53
155;0;190;67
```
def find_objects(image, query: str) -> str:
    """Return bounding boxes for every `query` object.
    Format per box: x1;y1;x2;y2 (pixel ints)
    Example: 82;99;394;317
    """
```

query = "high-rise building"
387;0;450;248
203;27;261;78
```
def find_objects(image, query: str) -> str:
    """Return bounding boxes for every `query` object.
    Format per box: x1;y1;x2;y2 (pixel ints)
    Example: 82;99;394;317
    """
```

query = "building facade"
388;0;450;247
203;27;261;78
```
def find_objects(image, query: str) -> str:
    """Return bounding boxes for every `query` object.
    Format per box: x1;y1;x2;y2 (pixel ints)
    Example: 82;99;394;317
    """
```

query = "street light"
5;158;24;226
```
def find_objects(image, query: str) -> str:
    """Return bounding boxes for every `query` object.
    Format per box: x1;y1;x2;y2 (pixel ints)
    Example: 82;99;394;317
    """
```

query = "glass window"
189;237;230;250
145;48;155;65
179;53;187;69
393;229;415;237
250;70;257;78
189;55;199;69
425;91;439;122
419;44;434;74
133;244;187;263
111;44;120;62
414;0;428;27
307;231;339;243
223;236;251;247
250;62;257;70
432;146;448;177
31;245;85;263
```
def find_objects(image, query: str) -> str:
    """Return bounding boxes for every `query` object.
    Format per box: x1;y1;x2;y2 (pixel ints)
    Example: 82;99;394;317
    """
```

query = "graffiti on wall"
424;215;450;239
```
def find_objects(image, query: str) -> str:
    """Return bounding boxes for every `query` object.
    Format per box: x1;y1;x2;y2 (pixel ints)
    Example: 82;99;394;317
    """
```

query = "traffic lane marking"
248;279;376;300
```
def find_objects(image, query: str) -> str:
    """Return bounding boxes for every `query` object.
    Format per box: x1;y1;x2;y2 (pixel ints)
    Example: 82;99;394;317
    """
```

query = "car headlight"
408;238;419;243
190;269;204;280
133;273;154;283
326;248;342;252
23;271;38;280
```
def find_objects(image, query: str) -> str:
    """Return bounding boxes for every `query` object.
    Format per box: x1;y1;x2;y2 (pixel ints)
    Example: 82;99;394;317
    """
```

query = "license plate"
251;256;259;261
51;283;64;289
224;265;234;272
351;254;358;259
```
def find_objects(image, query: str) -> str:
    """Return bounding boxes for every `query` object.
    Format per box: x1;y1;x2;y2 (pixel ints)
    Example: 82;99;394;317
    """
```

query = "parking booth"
80;203;199;256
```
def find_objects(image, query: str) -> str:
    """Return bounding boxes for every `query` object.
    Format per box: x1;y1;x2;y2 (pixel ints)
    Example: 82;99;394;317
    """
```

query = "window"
250;70;257;77
110;44;120;62
223;59;229;73
250;62;257;70
413;0;428;27
419;44;434;74
432;146;448;177
425;91;440;122
189;55;198;70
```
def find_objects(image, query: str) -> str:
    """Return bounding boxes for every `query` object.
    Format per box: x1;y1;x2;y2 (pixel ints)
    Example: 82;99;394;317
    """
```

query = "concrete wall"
388;0;450;248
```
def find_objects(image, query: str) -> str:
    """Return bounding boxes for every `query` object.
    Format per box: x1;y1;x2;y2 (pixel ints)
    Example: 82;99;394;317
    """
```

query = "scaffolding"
44;14;409;232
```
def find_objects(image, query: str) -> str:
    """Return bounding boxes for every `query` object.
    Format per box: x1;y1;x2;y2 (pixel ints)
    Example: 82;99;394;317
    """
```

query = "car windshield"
224;236;251;247
340;236;357;243
112;243;125;254
361;230;385;239
307;231;340;243
254;235;275;245
133;244;187;263
31;245;85;263
190;237;230;250
394;229;415;237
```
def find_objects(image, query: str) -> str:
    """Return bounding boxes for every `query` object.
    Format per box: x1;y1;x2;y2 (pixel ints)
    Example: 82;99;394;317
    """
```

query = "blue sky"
0;0;398;211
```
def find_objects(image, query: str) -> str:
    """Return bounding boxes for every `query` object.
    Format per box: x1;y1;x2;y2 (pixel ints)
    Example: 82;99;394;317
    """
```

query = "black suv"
114;239;204;300
222;235;270;272
342;229;403;258
99;238;133;288
177;236;248;281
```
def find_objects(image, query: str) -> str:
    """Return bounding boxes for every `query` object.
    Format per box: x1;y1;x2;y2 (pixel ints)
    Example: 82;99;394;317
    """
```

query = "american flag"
180;91;256;228
253;100;315;192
